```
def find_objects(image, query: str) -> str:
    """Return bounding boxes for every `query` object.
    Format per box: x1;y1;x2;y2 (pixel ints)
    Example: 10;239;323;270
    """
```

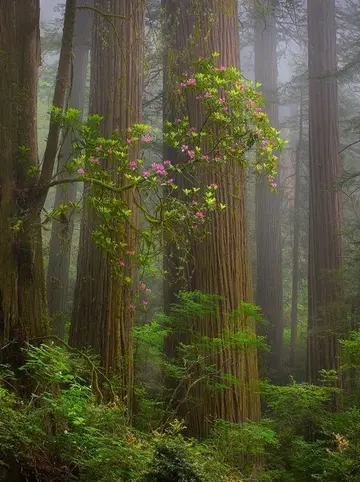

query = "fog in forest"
1;0;360;480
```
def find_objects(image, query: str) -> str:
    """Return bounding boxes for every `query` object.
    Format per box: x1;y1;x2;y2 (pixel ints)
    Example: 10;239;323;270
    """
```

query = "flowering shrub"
51;54;283;312
164;52;284;189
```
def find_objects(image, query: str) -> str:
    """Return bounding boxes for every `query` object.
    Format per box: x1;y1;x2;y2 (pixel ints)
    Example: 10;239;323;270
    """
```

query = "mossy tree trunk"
0;0;76;362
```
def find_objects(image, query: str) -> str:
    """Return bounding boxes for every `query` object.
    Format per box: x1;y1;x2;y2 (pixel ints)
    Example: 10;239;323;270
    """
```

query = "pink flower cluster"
268;174;277;189
128;282;152;311
180;77;196;87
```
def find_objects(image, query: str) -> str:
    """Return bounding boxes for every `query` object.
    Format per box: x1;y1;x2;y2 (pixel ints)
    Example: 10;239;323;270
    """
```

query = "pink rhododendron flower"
187;150;195;158
164;160;171;165
91;158;99;163
210;183;218;189
255;107;263;112
204;92;212;98
127;250;135;256
195;211;205;218
145;288;152;294
181;144;188;151
129;160;137;169
219;97;226;103
129;304;136;311
139;282;146;290
127;138;133;144
271;182;277;189
95;145;102;151
142;300;148;306
190;127;197;132
143;135;151;143
120;260;126;267
187;78;196;85
196;95;202;100
77;168;85;174
143;171;151;177
202;154;209;161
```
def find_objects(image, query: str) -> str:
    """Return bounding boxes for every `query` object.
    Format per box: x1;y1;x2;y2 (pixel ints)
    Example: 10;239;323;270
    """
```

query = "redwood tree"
307;0;344;384
163;0;260;437
70;0;145;406
0;0;76;361
47;0;92;340
254;1;283;377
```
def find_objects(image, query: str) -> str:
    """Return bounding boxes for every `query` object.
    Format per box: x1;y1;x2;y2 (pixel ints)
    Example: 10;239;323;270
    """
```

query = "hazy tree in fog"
47;0;92;340
307;0;344;385
0;0;75;363
70;0;145;409
254;0;284;378
163;0;260;437
290;89;304;368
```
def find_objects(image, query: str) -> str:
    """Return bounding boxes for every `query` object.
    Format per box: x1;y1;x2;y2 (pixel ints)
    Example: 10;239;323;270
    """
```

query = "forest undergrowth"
1;292;360;482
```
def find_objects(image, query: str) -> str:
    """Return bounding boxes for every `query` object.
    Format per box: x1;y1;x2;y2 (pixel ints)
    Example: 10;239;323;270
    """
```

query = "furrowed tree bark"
47;0;92;340
307;0;344;385
290;91;304;369
163;0;260;438
0;0;76;364
254;2;283;378
70;0;145;410
0;0;45;362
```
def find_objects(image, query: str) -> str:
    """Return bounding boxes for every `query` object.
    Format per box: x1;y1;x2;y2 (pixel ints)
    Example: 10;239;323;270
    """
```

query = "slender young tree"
47;0;92;340
70;0;145;407
254;0;283;377
163;0;260;437
307;0;344;384
0;0;76;362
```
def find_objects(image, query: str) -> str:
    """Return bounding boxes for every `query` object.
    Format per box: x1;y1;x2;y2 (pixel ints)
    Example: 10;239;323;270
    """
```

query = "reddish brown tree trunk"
0;0;45;361
70;0;145;409
47;0;92;340
307;0;344;384
0;0;76;361
254;3;283;378
163;0;260;438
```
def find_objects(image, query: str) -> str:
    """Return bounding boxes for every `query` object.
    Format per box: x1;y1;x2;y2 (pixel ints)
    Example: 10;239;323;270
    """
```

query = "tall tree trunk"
163;0;260;438
0;0;76;363
0;0;45;361
290;91;304;369
70;0;145;409
254;2;283;378
47;0;92;340
307;0;344;385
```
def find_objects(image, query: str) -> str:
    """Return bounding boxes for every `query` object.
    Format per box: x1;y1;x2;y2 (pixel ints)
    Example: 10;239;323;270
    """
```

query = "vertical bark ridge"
163;0;260;438
70;0;145;409
307;0;344;386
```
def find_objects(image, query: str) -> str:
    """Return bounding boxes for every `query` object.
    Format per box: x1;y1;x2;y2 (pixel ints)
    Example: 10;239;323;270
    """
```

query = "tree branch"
339;139;360;155
77;5;126;19
45;176;141;194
